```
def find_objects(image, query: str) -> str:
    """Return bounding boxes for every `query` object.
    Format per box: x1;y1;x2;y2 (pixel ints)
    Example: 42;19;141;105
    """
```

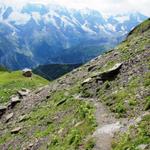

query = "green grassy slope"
0;85;97;150
0;70;48;104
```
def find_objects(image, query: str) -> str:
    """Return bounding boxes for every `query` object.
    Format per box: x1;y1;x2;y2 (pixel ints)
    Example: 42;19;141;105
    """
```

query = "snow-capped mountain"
0;3;148;69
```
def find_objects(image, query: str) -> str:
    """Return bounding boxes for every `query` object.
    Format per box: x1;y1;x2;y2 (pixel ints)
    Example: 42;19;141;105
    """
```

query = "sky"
0;0;150;16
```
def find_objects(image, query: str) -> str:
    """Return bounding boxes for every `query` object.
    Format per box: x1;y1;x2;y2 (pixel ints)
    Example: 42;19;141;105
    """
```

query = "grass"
112;114;150;150
0;71;48;104
0;87;97;149
97;73;150;117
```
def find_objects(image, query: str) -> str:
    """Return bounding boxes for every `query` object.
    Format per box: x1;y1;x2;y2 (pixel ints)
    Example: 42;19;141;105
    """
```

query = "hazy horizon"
0;0;150;16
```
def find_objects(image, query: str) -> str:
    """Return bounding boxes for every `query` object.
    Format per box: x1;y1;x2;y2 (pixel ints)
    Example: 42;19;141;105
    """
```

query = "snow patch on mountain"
82;21;97;34
61;16;75;27
121;26;125;31
0;20;17;31
7;12;30;25
137;16;143;22
105;23;116;32
31;12;41;24
115;15;130;23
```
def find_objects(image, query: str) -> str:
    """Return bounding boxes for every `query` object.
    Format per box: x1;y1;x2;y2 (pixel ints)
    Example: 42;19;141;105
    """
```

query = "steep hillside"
0;19;149;150
0;3;148;69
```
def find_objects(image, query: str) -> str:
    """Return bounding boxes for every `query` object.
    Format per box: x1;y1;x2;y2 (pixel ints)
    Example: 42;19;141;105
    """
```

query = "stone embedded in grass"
75;121;84;127
56;99;67;106
11;95;21;103
137;144;148;150
11;127;22;134
10;95;21;108
19;115;27;122
135;112;150;125
0;105;7;111
88;65;96;72
0;105;7;115
17;88;30;98
58;128;63;134
28;143;34;148
35;87;44;94
81;78;92;86
92;63;123;81
95;122;122;136
5;113;14;122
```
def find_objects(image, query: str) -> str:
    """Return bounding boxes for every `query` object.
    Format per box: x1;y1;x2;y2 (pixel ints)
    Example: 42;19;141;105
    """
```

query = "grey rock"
19;115;27;122
10;96;21;107
75;121;84;127
0;105;7;115
137;144;148;150
11;127;22;134
18;88;30;97
92;63;123;81
11;96;21;103
0;105;7;111
81;78;92;85
135;112;150;125
5;113;14;122
88;65;96;72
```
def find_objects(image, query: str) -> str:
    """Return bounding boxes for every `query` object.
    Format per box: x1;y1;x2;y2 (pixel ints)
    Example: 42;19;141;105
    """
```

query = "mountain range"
0;3;148;70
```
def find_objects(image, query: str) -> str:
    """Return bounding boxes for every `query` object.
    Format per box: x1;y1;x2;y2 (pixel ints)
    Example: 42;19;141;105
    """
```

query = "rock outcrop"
0;106;7;116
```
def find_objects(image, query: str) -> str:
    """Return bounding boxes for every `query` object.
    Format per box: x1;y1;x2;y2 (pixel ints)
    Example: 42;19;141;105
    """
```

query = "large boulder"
92;63;123;81
81;63;123;86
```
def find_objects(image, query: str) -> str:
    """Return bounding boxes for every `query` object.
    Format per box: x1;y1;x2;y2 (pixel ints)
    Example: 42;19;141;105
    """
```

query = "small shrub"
85;138;95;150
144;72;150;87
144;96;150;110
129;99;137;106
50;136;59;146
114;103;126;114
68;129;81;147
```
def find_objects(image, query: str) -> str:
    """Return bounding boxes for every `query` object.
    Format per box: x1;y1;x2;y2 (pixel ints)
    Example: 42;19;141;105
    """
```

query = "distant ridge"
33;64;81;80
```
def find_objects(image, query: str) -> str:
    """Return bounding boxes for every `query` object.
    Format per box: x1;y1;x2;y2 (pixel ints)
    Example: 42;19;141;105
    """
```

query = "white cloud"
0;0;150;16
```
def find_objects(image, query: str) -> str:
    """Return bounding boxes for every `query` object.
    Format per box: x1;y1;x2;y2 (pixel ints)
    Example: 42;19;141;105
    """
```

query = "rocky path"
74;95;123;150
93;101;122;150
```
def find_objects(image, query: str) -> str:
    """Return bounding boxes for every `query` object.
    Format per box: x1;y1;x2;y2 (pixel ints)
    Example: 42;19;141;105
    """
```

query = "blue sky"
1;0;150;16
